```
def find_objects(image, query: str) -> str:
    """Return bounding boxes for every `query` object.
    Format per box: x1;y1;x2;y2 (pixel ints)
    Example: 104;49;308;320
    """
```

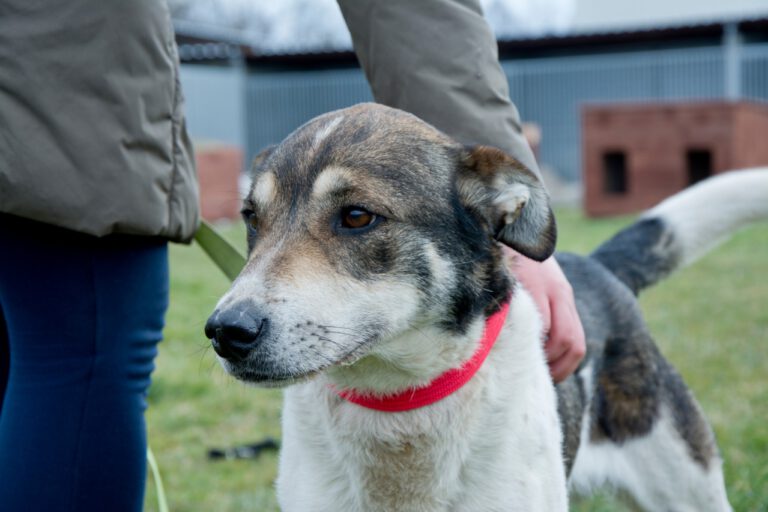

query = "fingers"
546;331;586;383
545;292;586;383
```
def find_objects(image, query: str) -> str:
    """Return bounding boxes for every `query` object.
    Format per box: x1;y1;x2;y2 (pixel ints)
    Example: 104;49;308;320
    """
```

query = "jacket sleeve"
337;0;542;179
0;0;199;242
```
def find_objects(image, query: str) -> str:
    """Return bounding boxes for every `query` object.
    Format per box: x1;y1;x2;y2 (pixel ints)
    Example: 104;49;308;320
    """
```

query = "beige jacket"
337;0;541;177
0;0;199;242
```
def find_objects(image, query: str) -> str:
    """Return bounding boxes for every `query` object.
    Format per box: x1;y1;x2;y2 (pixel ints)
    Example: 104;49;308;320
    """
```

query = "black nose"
205;306;269;362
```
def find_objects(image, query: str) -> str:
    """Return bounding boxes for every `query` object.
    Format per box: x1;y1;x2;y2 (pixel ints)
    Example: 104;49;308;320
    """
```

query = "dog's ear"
249;145;276;177
457;145;556;261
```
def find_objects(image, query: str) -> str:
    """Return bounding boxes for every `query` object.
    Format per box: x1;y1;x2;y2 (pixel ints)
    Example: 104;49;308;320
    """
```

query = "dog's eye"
241;209;258;232
340;207;378;230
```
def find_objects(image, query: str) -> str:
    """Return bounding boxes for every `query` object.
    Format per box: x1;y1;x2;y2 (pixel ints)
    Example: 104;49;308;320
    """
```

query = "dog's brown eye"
241;209;258;232
341;207;376;229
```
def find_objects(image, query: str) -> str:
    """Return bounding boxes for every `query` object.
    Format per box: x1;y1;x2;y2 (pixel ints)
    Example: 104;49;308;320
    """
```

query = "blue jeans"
0;215;168;511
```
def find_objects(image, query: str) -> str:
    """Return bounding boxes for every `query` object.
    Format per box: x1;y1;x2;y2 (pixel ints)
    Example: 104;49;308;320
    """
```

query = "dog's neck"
324;311;485;395
324;301;509;398
334;302;510;411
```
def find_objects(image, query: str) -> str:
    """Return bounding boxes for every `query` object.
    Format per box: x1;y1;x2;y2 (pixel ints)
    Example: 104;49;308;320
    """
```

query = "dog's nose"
205;306;269;361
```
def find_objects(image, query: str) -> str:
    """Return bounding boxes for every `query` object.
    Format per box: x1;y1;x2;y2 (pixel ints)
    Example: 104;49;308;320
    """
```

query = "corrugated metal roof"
173;13;768;62
512;11;768;41
540;11;768;39
174;19;254;47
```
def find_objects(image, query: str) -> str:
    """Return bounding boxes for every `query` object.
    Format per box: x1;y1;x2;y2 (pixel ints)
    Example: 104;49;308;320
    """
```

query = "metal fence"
179;42;768;181
245;67;373;161
744;43;768;101
179;62;247;148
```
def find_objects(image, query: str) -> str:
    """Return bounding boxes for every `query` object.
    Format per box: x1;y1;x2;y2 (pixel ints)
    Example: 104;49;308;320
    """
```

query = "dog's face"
205;104;555;388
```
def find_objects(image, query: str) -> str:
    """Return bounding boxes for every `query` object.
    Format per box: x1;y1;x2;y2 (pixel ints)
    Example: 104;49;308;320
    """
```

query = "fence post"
724;22;742;100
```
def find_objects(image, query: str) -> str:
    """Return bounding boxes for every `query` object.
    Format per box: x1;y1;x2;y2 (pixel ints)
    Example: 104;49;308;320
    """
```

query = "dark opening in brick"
603;151;627;194
687;149;712;185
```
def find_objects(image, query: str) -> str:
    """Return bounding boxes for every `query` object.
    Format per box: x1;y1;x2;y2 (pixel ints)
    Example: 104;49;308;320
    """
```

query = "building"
583;100;768;215
174;14;768;205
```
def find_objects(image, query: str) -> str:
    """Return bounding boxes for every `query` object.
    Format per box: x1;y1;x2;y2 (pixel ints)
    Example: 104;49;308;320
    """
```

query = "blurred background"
168;0;768;219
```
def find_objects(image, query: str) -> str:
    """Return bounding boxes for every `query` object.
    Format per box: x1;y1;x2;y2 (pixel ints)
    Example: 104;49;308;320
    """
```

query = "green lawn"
145;209;768;511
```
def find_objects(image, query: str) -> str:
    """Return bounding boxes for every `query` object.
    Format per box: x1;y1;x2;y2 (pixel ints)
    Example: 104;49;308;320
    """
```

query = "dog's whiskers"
321;329;362;338
315;335;347;350
318;324;362;334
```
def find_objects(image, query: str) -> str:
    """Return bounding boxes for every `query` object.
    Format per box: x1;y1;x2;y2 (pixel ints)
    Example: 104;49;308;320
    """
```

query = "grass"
145;209;768;511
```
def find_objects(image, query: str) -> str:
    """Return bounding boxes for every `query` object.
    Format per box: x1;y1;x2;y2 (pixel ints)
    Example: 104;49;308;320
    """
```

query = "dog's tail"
591;168;768;295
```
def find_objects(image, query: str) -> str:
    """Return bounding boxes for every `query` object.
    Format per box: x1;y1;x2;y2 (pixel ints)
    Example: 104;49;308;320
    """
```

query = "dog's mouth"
226;366;323;388
220;335;376;387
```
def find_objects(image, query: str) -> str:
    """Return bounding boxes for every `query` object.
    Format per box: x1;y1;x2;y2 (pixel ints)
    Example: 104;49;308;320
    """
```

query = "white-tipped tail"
592;168;768;294
643;168;768;267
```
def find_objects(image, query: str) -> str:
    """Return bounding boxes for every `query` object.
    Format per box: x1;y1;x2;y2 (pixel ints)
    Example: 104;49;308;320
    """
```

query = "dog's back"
554;169;768;510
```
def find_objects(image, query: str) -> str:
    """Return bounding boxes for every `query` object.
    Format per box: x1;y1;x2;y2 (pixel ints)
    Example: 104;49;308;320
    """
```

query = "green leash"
147;447;169;512
148;221;245;511
193;220;247;281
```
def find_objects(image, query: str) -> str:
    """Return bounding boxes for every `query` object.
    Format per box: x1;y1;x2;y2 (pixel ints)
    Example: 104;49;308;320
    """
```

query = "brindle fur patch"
555;374;585;473
591;335;662;443
588;333;717;469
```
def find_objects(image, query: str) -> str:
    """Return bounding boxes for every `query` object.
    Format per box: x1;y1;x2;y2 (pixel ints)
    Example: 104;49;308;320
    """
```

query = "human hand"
506;249;586;383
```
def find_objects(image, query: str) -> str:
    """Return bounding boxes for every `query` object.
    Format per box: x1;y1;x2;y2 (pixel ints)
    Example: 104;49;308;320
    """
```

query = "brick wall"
195;143;243;222
583;101;768;216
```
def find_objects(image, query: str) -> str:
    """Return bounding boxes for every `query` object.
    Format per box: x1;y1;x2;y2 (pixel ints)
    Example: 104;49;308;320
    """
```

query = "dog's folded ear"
457;145;556;262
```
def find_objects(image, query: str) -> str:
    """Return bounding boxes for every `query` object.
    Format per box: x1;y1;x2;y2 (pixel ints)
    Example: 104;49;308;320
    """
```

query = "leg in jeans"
0;217;168;512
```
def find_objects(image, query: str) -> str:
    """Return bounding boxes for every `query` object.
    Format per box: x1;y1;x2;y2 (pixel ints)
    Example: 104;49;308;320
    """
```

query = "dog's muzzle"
205;304;269;362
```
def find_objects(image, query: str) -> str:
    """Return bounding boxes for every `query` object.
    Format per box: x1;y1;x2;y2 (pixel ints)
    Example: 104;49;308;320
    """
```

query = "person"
0;1;198;510
337;0;586;382
0;1;583;509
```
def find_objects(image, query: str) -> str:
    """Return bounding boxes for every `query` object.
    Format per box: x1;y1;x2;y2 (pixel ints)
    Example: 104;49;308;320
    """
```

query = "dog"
205;103;767;511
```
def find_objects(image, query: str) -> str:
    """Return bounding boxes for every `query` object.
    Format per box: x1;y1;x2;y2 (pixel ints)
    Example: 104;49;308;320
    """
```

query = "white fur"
251;172;277;207
644;168;768;267
277;287;568;511
312;115;344;149
494;182;531;224
326;242;464;395
567;363;731;511
312;166;354;199
570;406;731;511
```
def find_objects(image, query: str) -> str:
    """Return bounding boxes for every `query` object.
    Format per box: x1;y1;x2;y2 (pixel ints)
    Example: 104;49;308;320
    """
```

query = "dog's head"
205;103;555;390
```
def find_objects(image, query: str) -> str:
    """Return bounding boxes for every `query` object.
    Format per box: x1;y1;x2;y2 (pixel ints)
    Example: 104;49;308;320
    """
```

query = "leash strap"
147;447;169;512
193;220;246;281
146;221;245;512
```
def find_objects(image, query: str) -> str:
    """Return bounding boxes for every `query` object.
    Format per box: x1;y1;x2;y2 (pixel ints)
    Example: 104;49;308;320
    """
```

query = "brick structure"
583;101;768;216
195;142;244;222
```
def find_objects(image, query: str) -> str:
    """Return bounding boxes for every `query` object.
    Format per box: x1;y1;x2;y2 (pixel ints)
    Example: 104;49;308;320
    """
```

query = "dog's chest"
276;294;568;511
278;362;565;510
279;380;483;511
352;429;464;511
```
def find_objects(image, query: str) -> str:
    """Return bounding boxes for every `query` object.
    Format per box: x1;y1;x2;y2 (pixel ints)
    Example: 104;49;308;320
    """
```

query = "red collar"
335;301;510;412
